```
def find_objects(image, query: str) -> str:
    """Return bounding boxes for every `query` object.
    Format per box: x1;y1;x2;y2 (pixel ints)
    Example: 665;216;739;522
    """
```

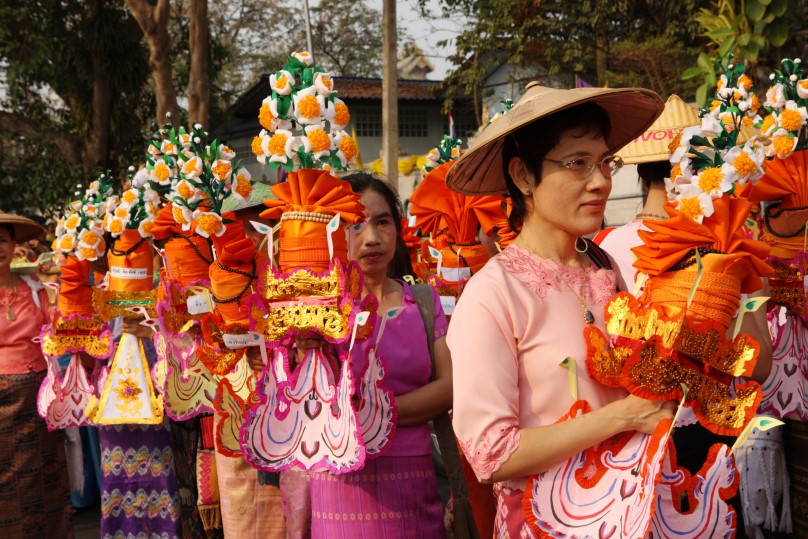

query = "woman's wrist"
594;399;634;434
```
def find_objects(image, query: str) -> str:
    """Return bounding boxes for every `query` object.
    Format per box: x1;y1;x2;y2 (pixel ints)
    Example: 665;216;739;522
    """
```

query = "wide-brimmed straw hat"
618;94;699;165
0;211;45;242
446;82;664;195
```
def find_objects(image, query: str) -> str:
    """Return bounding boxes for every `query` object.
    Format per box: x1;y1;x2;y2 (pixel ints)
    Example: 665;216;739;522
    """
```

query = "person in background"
308;173;452;537
0;211;73;538
214;182;286;539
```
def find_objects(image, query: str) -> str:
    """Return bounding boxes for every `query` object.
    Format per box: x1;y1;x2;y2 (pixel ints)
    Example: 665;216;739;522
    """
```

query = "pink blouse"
0;277;50;374
596;220;649;292
447;244;626;487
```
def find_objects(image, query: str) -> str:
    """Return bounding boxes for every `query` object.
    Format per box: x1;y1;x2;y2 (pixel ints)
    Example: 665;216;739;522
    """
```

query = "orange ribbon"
260;169;364;273
409;161;506;243
633;197;772;294
57;256;94;317
107;229;154;293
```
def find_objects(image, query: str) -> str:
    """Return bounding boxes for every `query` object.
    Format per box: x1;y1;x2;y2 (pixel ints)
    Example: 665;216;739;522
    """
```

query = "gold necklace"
0;286;17;321
516;238;594;325
545;257;595;325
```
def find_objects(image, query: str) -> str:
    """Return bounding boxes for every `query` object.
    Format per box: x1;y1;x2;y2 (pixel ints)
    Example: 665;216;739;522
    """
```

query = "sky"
367;0;466;80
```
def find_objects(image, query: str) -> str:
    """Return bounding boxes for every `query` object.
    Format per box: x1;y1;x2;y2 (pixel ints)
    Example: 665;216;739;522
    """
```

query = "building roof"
397;42;435;80
228;75;447;121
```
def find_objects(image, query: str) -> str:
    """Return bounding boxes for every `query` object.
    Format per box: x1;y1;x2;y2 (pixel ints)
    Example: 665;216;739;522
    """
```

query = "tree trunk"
125;0;180;126
0;112;82;166
595;26;607;87
382;0;398;190
472;49;481;127
84;0;112;171
188;0;210;129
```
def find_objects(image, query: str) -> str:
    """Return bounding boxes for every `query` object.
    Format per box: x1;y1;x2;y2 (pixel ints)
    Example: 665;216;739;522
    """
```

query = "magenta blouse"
350;282;448;458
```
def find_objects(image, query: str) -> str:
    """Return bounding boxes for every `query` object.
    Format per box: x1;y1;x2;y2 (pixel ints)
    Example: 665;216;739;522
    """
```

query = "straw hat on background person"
618;94;700;165
446;82;665;195
0;211;45;243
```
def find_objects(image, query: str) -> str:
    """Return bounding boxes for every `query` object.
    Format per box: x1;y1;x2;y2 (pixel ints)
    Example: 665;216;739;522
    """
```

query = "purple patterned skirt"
99;422;181;539
310;455;444;538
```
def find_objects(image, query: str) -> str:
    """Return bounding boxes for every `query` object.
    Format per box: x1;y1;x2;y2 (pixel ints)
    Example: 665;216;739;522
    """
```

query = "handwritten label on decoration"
186;294;212;315
110;267;148;279
440;267;471;282
440;295;456;316
223;332;262;349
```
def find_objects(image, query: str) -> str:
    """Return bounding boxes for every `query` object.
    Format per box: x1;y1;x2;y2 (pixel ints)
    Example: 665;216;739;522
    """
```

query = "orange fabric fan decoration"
633;197;772;294
151;203;187;240
401;218;422;250
409;161;505;275
260;169;364;273
209;234;257;327
152;204;213;286
211;212;242;256
740;150;808;259
57;256;94;317
743;149;808;206
409;162;505;243
107;229;154;292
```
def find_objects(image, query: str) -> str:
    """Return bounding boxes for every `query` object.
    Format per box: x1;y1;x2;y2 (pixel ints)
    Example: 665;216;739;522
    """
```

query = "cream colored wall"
605;164;643;227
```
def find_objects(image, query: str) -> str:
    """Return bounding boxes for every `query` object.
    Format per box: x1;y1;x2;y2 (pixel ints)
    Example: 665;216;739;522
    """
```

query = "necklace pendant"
584;310;595;325
6;309;15;322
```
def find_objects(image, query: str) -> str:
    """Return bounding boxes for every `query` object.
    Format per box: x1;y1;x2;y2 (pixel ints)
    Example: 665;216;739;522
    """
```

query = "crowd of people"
1;51;806;539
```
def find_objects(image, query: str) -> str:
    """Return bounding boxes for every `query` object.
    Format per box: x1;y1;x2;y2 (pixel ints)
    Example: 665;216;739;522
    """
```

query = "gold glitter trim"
605;294;681;348
41;333;112;358
253;302;353;342
584;326;632;386
158;281;205;335
256;260;364;342
197;343;246;376
586;326;760;434
624;339;760;434
261;263;344;300
604;293;757;376
768;259;806;315
93;288;156;320
54;314;101;331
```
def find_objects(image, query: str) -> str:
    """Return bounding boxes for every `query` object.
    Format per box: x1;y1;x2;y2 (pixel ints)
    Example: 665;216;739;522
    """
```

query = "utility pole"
382;0;398;190
302;0;313;59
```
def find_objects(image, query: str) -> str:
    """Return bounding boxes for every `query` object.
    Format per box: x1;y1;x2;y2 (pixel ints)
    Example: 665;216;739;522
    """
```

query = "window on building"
354;107;382;137
399;107;428;138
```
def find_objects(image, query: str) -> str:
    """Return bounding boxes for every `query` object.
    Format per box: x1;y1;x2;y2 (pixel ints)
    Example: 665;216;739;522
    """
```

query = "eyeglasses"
540;155;624;179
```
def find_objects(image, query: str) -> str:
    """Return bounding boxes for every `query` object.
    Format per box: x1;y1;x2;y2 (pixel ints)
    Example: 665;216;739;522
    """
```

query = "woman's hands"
245;346;265;373
488;394;677;483
604;394;678;435
121;317;154;339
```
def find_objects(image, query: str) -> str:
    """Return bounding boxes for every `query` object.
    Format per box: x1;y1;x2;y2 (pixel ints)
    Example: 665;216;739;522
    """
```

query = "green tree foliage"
683;0;807;105
0;0;152;215
425;0;710;123
310;0;387;77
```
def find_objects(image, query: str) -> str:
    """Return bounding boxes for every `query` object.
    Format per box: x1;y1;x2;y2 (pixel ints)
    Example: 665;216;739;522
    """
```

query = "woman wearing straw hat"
444;83;676;535
0;212;73;538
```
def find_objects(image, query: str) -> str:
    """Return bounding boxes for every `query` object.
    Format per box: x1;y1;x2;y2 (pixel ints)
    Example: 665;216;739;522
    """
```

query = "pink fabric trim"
498;245;616;306
458;422;521;481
